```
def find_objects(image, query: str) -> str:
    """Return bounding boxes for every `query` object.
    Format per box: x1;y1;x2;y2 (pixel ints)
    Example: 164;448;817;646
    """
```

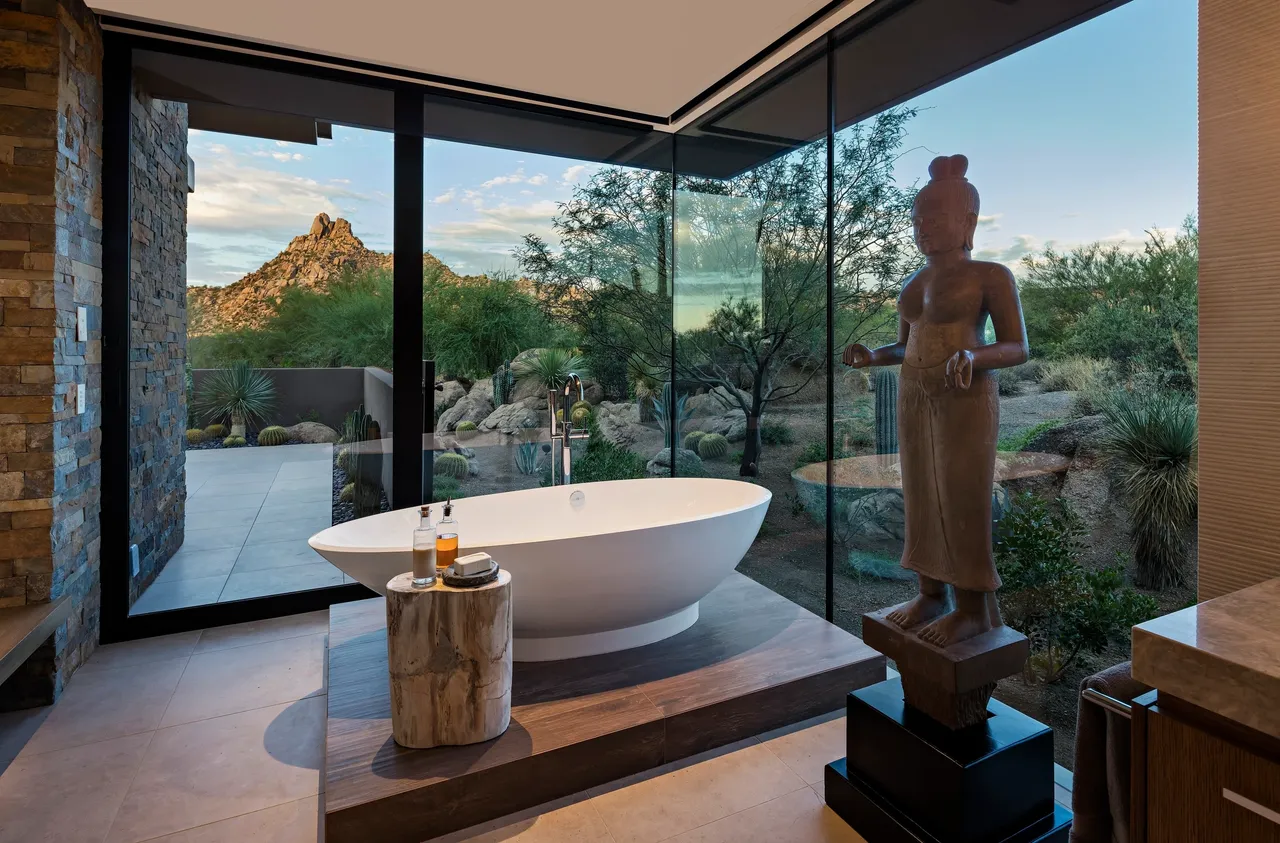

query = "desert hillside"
188;213;476;335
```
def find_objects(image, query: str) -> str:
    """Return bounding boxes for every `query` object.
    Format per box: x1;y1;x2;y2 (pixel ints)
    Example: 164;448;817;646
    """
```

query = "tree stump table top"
385;569;512;749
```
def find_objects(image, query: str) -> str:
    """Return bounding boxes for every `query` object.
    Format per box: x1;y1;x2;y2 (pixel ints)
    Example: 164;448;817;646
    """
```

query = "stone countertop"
1132;577;1280;740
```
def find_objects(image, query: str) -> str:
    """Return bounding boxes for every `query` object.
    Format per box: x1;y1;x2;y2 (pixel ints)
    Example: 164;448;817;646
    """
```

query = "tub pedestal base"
514;603;699;662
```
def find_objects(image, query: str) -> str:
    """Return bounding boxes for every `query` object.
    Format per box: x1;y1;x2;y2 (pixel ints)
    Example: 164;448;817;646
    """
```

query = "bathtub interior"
311;477;771;552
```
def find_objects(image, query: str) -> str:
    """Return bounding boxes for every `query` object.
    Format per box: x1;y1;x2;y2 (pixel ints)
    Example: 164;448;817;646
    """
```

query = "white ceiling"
89;0;840;120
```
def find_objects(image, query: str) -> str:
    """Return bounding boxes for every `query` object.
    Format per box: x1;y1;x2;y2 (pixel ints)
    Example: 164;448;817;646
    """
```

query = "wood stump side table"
385;570;512;749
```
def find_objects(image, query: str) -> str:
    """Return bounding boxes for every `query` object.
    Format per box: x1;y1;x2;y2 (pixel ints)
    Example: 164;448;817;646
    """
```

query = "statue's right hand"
842;343;872;368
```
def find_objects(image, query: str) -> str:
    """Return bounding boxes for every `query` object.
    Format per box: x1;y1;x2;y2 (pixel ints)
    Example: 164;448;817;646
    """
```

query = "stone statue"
842;154;1028;649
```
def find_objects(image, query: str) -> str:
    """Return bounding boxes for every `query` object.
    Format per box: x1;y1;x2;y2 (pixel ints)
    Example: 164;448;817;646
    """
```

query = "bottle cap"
420;505;431;518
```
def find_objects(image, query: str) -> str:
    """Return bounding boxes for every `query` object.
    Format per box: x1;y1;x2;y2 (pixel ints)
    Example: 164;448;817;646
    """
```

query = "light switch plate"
76;383;85;414
130;544;140;577
76;306;87;342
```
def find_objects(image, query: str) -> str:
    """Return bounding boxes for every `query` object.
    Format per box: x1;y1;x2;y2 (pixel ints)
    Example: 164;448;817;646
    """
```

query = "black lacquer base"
824;677;1071;843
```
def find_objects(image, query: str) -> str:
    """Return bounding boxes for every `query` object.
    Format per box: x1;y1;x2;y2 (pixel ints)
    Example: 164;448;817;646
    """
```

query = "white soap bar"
455;552;493;576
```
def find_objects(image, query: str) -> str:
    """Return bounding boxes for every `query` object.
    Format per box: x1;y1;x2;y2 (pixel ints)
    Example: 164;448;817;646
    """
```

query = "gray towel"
1069;661;1151;843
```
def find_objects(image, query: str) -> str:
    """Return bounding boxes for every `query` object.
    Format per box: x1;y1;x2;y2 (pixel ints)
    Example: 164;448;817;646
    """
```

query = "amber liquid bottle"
436;500;459;572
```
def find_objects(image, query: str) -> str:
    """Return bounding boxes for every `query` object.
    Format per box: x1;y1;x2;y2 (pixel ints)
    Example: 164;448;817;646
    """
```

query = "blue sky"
185;0;1196;287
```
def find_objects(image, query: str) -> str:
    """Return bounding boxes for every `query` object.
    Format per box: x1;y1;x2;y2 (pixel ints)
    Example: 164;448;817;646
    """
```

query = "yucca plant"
1101;390;1198;590
652;382;693;449
512;348;588;394
196;361;276;437
628;353;662;422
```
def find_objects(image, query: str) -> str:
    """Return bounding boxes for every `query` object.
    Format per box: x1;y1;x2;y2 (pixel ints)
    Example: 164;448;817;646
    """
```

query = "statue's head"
913;154;980;256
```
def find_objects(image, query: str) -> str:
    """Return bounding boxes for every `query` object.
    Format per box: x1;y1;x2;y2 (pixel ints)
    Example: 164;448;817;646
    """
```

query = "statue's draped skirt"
898;359;1001;593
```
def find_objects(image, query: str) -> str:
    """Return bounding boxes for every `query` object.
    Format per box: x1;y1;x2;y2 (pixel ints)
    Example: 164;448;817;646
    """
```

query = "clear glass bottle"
435;499;459;573
412;505;436;588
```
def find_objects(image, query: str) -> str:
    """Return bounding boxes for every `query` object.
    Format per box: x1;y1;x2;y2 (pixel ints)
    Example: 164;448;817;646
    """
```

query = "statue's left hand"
945;350;974;390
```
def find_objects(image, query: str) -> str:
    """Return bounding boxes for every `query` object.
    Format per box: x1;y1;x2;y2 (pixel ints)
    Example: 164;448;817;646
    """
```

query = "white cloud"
268;151;304;162
561;164;588;185
481;167;526;189
977;213;1002;231
973;226;1172;272
526;173;548;186
433;189;456;204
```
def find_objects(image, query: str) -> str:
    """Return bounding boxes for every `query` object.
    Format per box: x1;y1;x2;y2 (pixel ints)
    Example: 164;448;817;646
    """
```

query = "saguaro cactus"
492;360;515;407
874;369;899;456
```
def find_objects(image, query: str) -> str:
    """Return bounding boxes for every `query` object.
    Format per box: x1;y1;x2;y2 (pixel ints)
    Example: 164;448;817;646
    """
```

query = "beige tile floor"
0;612;1071;843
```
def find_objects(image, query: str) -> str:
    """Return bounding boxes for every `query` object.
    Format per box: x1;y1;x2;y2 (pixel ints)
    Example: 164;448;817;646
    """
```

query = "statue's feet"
917;608;992;648
886;592;949;630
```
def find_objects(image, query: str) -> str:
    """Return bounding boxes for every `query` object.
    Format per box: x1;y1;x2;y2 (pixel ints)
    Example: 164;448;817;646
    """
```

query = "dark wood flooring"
324;572;886;843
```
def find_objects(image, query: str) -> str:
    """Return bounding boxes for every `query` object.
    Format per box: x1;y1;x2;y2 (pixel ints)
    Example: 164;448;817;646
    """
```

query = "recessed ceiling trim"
99;14;667;128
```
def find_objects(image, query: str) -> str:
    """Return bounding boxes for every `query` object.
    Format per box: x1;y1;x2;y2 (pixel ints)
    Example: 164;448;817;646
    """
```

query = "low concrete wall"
191;367;366;431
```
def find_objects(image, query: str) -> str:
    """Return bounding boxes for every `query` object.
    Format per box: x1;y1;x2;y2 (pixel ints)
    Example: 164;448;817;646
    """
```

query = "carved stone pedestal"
385;570;512;749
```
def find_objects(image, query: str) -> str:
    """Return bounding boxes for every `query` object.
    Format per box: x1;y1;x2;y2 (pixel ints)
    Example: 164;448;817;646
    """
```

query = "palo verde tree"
517;108;919;475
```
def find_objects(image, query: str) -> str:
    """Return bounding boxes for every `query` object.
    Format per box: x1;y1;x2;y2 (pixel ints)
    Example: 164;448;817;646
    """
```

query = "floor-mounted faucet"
548;373;589;485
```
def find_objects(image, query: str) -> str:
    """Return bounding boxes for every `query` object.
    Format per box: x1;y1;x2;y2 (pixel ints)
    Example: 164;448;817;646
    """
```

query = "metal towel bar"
1081;687;1133;719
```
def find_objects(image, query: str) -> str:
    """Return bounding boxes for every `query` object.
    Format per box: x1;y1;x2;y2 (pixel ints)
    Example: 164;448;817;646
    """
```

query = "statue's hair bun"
927;154;969;181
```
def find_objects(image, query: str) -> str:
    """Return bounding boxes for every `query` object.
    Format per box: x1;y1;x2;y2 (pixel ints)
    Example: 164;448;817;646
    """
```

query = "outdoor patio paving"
130;443;351;615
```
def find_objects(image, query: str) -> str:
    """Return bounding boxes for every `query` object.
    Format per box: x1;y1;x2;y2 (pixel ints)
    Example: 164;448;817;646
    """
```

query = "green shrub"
996;493;1159;683
795;440;826;469
571;413;646;483
1101;390;1198;590
222;435;247;447
434;452;470;479
1039;357;1108;393
760;419;794;446
185;428;208;445
340;482;354;503
698;433;729;460
257;425;289;446
683;430;707;451
196;361;276;432
997;419;1065;453
204;423;228;439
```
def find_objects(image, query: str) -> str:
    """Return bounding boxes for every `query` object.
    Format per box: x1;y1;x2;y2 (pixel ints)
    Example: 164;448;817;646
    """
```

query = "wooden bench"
0;597;70;687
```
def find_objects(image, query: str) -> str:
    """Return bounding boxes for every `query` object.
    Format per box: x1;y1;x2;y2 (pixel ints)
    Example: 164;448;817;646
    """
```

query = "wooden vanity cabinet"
1132;694;1280;842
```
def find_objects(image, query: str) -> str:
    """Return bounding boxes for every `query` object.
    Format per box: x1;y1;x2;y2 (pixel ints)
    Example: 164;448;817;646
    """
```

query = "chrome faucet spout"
562;372;584;403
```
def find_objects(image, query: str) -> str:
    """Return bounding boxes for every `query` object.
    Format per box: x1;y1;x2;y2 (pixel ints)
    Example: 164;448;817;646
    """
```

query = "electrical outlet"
130;544;140;577
76;306;87;342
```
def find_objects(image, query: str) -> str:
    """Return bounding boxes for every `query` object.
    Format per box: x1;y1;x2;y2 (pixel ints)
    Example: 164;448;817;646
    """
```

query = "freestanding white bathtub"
309;477;770;661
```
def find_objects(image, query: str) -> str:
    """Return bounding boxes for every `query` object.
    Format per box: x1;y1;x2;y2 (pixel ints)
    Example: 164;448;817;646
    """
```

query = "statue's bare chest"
899;269;985;326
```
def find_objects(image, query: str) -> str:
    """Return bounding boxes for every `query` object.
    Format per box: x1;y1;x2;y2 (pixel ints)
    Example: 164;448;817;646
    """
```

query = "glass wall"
127;53;395;614
829;0;1197;765
423;131;672;501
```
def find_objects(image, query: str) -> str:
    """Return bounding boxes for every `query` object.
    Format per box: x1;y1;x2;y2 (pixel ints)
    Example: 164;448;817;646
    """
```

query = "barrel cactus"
571;406;590;426
698;433;729;459
571;399;592;416
257;425;289;446
683;430;707;451
335;447;352;474
340;482;355;503
455;420;478;440
434;452;470;479
874;369;899;455
185;428;208;445
222;435;247;447
205;423;228;439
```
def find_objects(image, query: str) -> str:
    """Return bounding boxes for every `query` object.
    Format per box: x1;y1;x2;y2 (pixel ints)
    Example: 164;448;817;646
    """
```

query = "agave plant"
627;353;662;422
515;440;541;476
652;382;693;449
512;348;588;394
196;361;276;437
1100;390;1198;590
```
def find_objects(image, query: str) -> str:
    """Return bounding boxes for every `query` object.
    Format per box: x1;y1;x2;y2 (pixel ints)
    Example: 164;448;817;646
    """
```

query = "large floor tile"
269;477;332;495
195;478;278;496
185;507;262;532
0;731;152;843
194;610;329;654
591;742;805;843
154;547;242;584
137;795;322;843
246;515;333;546
274;460;334;479
131;575;227;615
219;562;344;603
256;500;332;522
81;630;202;674
263;485;333;505
106;698;324;843
160;632;327;727
0;707;49;774
757;711;845;786
451;798;615;843
187;492;268;512
234;538;326;573
182;525;253;552
19;657;187;757
664;786;861;843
